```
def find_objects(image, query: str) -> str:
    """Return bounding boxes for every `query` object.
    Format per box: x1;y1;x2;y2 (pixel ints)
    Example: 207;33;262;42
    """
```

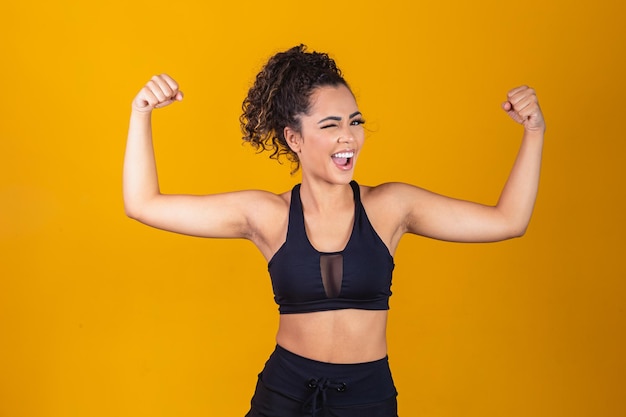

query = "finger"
502;102;525;123
513;94;539;119
502;86;544;129
149;90;183;108
507;85;529;100
137;87;160;109
509;92;537;117
518;104;539;119
509;89;536;109
159;73;180;93
154;99;175;109
152;74;182;103
146;79;170;102
512;95;533;112
506;110;525;124
151;75;176;99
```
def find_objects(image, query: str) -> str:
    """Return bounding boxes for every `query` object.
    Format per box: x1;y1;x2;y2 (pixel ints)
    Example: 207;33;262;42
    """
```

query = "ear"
284;126;302;153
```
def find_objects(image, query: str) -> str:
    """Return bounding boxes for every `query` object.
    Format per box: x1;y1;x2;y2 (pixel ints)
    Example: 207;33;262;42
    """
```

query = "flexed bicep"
126;190;280;240
124;76;279;241
402;185;515;243
402;86;545;243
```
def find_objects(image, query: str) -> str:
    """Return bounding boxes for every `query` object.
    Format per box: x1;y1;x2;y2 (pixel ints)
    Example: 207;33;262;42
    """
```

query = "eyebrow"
317;111;362;124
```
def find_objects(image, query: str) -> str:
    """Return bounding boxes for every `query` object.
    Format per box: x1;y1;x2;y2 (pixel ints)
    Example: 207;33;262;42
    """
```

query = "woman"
124;45;545;416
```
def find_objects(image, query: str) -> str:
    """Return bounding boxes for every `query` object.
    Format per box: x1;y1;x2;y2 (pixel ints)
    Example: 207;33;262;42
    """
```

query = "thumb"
502;100;525;124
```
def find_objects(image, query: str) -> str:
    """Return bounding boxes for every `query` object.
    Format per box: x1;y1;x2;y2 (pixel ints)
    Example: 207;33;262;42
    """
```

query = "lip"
331;149;355;158
330;149;356;171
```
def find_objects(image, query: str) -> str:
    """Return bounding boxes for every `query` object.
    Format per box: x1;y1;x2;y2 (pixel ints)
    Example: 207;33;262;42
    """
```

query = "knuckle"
141;86;154;97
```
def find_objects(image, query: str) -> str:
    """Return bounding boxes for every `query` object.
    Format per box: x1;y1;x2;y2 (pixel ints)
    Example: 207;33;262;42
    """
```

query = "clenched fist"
132;74;183;112
502;86;545;133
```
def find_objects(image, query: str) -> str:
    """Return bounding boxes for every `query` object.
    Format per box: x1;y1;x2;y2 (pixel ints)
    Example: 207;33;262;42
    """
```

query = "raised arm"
123;74;183;224
123;75;281;241
395;86;545;243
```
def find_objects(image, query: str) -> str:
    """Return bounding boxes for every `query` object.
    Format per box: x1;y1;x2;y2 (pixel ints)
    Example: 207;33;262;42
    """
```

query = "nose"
337;136;353;143
337;129;354;143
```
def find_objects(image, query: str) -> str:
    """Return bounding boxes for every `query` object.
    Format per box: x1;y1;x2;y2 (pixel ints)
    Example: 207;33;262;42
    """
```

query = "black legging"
245;345;398;417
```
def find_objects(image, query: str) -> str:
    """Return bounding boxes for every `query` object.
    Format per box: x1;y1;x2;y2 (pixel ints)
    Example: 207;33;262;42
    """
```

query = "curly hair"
240;44;349;172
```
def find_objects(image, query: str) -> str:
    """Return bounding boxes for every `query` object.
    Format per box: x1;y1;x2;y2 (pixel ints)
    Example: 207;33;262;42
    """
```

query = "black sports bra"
268;181;394;314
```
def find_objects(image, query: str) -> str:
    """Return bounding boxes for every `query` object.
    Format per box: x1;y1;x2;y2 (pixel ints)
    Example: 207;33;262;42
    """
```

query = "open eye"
351;118;366;126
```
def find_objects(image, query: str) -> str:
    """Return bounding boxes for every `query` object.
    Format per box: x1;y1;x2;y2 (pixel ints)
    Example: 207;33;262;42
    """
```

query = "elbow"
123;187;138;219
123;197;144;221
124;203;140;220
506;222;529;239
124;194;160;223
123;190;151;221
494;207;532;240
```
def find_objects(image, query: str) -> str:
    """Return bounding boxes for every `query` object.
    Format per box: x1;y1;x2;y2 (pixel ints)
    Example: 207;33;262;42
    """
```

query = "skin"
124;74;545;364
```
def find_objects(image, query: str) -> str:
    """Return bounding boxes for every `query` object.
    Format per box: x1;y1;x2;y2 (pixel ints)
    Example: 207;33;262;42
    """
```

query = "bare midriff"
276;309;388;364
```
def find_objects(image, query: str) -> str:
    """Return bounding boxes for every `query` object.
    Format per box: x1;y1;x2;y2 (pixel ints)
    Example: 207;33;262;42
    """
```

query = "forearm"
495;128;544;236
123;110;160;218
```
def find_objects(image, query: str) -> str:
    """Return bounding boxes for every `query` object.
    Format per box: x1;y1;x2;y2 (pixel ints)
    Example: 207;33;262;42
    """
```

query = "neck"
299;180;354;213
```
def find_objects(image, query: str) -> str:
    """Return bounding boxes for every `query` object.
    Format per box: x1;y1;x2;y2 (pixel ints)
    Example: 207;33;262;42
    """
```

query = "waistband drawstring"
303;377;347;416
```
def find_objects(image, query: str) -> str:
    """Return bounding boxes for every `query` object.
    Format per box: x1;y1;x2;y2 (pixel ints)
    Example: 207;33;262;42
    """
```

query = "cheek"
354;129;366;145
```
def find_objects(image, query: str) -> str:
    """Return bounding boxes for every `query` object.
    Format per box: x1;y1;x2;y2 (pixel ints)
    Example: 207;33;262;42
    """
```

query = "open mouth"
331;151;354;169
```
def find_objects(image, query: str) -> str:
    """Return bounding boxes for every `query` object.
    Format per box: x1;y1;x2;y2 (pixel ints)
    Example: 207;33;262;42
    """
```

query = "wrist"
522;128;545;144
130;107;153;120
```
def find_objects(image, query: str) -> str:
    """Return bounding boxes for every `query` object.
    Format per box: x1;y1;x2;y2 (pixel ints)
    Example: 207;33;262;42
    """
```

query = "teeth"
332;152;354;158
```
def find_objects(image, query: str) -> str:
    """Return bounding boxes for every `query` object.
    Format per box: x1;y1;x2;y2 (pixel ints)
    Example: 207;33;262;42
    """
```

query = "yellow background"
1;0;625;416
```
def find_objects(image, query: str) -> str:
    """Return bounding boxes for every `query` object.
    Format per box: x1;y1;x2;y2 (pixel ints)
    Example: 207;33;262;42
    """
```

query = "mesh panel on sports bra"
320;253;343;298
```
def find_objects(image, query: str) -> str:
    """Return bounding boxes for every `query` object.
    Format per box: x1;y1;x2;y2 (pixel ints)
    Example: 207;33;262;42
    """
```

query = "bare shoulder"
357;182;426;253
242;188;292;260
238;188;290;208
360;181;451;225
359;181;428;206
239;188;291;226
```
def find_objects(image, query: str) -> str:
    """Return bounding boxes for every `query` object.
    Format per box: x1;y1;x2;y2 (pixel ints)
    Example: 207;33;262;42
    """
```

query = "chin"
331;171;355;185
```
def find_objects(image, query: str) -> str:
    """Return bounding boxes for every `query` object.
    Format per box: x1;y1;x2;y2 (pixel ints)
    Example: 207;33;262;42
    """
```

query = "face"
285;84;365;184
